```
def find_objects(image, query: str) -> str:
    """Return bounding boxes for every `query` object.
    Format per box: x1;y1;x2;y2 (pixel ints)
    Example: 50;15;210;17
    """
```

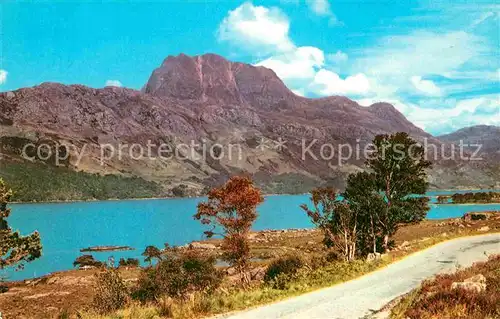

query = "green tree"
343;171;387;255
0;179;42;271
301;187;358;261
362;132;432;250
142;245;163;266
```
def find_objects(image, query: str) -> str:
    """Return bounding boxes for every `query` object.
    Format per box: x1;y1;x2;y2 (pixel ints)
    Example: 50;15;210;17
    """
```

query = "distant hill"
1;54;499;200
438;125;500;152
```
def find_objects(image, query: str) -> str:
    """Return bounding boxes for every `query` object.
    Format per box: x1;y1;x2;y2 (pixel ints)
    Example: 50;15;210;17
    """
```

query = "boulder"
250;266;267;281
400;241;410;248
190;242;217;250
451;274;487;293
478;226;490;232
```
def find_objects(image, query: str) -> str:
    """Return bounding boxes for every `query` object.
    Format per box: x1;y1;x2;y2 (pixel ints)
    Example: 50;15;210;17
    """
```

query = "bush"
0;284;8;293
132;249;223;301
92;269;129;314
392;255;500;319
73;255;104;268
309;251;340;270
119;258;140;268
264;256;305;289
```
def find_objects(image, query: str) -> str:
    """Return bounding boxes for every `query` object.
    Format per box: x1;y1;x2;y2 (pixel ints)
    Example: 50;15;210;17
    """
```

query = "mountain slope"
438;125;500;152
0;54;498;200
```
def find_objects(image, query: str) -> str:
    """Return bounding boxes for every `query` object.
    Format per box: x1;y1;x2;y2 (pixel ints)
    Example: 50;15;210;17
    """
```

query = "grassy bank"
390;254;500;319
83;234;499;319
1;217;498;319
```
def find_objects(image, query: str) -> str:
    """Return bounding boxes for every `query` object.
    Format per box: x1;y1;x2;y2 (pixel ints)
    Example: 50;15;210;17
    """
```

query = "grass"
80;259;389;319
82;233;498;319
79;305;161;319
390;254;500;319
2;218;498;319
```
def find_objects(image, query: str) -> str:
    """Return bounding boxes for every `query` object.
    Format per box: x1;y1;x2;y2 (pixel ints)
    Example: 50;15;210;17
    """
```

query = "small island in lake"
80;245;134;252
436;192;500;204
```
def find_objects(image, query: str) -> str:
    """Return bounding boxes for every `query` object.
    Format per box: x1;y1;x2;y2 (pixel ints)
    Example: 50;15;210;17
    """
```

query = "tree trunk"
383;234;389;251
370;215;377;253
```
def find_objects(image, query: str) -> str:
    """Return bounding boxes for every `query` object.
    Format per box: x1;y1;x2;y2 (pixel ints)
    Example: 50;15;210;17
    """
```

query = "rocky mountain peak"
143;53;293;108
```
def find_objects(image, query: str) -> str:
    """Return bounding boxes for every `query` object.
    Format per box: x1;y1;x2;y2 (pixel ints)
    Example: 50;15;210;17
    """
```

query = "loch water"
5;191;500;281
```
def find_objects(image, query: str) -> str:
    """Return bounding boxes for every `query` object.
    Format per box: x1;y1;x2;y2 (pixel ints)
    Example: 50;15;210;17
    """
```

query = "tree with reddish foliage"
301;187;358;261
194;176;264;284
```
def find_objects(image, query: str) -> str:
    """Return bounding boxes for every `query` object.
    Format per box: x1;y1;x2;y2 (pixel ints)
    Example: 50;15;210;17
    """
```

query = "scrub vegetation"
390;254;500;319
1;133;499;319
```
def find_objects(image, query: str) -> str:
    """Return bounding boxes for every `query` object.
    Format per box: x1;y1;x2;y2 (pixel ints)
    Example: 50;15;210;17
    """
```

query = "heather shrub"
73;255;104;268
92;269;129;314
118;258;140;268
132;249;222;301
393;255;500;319
264;256;305;289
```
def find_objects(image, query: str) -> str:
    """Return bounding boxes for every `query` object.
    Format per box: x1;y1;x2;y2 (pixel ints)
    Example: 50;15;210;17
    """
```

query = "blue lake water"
5;192;500;281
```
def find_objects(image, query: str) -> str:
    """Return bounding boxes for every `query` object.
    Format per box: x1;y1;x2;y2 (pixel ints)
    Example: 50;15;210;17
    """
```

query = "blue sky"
1;0;498;135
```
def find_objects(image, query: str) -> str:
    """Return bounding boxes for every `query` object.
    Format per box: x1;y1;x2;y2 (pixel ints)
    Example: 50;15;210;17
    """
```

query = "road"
221;233;500;319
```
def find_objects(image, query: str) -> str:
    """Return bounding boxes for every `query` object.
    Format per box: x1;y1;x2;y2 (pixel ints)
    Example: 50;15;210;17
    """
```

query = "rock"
441;232;448;237
5;91;15;99
79;265;96;271
250;266;266;281
400;241;410;248
478;226;490;232
190;242;217;250
463;211;498;222
464;274;487;285
451;274;487;293
226;267;237;276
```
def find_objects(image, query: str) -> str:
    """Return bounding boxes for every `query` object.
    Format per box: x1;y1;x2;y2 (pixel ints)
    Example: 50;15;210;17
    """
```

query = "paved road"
222;233;500;319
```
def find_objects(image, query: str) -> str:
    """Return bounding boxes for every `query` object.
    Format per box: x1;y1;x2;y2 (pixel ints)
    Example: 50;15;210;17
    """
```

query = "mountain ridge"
1;53;498;199
438;125;500;152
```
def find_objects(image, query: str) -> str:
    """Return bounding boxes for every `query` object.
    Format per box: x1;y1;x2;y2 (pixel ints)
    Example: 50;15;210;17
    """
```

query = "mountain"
0;54;498;200
438;125;500;152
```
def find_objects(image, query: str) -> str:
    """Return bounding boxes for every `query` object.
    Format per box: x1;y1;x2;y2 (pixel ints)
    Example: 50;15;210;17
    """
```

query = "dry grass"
1;216;499;319
390;254;500;319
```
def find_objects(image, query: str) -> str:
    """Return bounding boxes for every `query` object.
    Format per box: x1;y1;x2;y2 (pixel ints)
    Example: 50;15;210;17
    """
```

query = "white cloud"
327;50;348;64
292;88;305;96
354;31;487;78
442;69;500;81
0;70;7;85
217;2;294;55
410;76;442;96
256;46;324;80
471;11;496;27
310;69;371;96
105;80;123;87
305;0;343;26
358;95;500;134
218;2;497;134
306;0;331;16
